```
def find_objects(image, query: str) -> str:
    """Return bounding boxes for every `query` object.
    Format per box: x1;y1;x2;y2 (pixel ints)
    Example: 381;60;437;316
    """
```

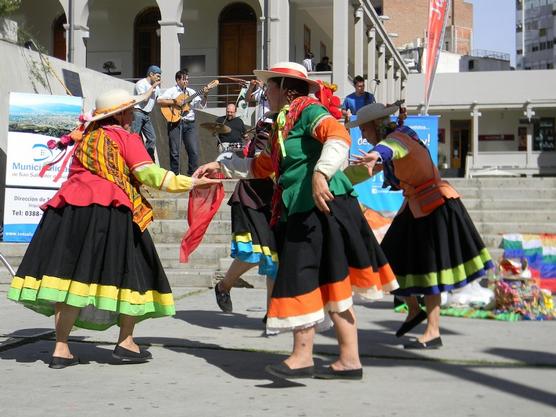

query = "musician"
158;69;208;175
131;65;161;162
214;103;246;152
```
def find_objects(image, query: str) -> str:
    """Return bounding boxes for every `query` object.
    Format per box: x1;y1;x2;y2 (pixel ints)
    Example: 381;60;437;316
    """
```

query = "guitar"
160;80;219;123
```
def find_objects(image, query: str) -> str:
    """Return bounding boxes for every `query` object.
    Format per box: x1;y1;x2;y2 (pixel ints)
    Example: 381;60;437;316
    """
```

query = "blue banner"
349;115;439;213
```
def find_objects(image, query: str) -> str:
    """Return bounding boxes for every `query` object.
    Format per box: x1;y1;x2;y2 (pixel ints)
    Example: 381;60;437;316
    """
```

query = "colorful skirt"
7;204;175;330
266;195;398;332
230;202;278;278
382;198;494;297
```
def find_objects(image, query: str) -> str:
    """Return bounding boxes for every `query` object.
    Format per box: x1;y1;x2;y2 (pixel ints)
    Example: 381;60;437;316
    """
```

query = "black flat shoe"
265;362;314;379
313;366;363;380
214;283;233;313
49;355;80;369
403;336;443;350
112;345;153;362
396;309;428;337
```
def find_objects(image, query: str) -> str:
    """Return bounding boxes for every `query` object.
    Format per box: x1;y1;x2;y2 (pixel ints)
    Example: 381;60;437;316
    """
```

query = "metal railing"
470;49;511;61
125;74;257;107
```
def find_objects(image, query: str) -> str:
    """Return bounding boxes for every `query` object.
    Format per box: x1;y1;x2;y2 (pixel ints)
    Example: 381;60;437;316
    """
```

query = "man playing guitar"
158;69;208;175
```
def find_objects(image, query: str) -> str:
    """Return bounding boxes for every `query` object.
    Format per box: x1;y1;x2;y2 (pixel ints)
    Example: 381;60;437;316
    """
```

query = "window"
540;42;547;50
304;25;311;55
320;42;326;60
517;49;523;55
533;117;555;151
540;28;547;36
532;45;539;52
468;59;475;70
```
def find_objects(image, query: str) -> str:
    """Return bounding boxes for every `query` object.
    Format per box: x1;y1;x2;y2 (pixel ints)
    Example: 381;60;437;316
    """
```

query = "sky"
467;0;516;66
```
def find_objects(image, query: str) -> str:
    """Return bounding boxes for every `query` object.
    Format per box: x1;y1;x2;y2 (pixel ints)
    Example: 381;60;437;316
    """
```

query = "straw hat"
346;103;399;128
88;89;151;122
253;62;320;93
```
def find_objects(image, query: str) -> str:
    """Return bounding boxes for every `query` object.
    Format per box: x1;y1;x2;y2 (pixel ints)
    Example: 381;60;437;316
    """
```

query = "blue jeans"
131;110;157;161
168;119;199;175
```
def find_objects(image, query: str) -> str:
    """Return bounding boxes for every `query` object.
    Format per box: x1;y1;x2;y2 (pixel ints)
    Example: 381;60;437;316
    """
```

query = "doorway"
218;3;257;104
134;7;161;79
52;14;67;60
450;120;471;176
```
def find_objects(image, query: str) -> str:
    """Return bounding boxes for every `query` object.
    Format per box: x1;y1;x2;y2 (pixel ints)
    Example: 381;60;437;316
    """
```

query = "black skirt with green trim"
7;204;175;330
381;198;494;296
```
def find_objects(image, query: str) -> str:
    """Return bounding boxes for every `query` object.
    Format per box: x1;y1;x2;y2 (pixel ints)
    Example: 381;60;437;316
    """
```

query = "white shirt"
302;58;313;72
252;88;272;123
159;85;206;121
134;78;159;113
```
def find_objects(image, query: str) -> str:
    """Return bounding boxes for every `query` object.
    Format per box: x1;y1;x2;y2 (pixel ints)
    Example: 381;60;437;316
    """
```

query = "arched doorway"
52;14;67;60
134;7;161;78
219;3;257;100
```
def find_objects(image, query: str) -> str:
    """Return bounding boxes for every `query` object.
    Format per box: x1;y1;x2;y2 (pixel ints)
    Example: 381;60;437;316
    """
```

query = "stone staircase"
1;177;555;288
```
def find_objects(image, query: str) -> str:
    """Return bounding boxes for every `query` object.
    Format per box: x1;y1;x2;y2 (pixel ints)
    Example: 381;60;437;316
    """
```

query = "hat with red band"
253;62;320;93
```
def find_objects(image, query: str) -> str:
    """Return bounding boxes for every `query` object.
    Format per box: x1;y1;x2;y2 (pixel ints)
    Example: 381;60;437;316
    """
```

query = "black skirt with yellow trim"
7;204;174;330
266;195;398;333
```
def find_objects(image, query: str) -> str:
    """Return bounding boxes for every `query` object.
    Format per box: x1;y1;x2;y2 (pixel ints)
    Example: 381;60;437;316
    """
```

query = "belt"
135;108;150;115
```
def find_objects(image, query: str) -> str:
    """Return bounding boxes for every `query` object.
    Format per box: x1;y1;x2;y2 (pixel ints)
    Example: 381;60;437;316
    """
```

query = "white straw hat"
346;103;399;128
88;89;151;122
253;62;320;93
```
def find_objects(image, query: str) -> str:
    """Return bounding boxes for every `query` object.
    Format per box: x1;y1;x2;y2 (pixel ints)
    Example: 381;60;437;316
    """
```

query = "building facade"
516;0;556;70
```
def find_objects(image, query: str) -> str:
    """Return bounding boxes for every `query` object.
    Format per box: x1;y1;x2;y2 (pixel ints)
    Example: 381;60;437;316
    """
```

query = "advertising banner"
3;188;58;242
4;92;83;242
349;115;439;213
424;0;451;113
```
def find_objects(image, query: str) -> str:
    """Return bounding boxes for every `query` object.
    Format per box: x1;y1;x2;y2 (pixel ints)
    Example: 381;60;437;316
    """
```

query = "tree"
0;0;21;17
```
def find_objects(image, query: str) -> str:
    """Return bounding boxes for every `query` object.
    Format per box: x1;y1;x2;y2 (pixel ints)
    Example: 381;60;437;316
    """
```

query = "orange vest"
387;131;459;218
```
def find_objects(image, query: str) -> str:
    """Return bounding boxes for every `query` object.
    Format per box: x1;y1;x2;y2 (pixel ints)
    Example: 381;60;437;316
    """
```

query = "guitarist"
158;69;208;175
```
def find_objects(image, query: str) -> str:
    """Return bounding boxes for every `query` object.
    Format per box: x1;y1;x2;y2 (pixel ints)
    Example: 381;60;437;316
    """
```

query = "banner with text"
4;92;83;242
349;115;439;213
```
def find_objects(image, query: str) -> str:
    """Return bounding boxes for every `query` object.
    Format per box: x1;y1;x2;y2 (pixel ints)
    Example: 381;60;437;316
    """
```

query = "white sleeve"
158;87;175;100
314;139;350;179
134;79;149;95
217;153;254;179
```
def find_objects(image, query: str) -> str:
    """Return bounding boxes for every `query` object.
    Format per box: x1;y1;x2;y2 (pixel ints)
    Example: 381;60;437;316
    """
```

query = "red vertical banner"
424;0;451;114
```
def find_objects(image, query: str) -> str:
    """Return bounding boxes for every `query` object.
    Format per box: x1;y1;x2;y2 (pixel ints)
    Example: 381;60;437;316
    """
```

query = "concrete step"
463;198;556;210
150;198;231;220
143;180;239;199
457;187;556;199
149;219;231;243
448;177;556;187
467;210;556;223
475;222;556;235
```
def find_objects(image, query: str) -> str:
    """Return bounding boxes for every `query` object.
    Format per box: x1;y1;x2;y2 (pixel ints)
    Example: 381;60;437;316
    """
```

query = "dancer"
214;118;276;315
348;102;494;349
195;62;398;380
7;88;220;368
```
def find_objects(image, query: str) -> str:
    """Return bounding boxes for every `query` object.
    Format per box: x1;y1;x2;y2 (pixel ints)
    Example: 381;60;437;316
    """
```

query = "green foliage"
0;0;21;17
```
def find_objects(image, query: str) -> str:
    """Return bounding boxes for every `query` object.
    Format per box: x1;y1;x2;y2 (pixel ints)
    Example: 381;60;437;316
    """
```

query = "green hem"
396;249;492;289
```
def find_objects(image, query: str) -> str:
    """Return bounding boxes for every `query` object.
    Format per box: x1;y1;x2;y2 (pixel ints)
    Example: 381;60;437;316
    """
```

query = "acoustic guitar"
160;80;219;123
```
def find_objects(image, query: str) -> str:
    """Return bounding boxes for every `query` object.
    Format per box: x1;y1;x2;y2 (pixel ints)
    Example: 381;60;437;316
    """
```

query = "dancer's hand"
312;171;333;214
193;176;222;189
193;162;221;178
351;150;380;170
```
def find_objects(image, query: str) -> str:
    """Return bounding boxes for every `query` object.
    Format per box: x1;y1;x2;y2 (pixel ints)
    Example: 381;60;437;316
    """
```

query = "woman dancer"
195;62;398;380
349;102;494;349
7;88;220;368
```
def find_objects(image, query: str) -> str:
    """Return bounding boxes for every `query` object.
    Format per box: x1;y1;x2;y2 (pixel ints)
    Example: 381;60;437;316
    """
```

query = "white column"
376;43;386;103
394;68;401;102
59;0;89;67
268;0;290;64
470;104;482;176
156;0;184;88
386;57;394;104
333;0;349;98
367;28;376;93
354;7;364;78
524;104;536;168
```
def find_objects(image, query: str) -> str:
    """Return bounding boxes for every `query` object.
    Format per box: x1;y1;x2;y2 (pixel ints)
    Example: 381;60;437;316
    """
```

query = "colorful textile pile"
501;233;556;292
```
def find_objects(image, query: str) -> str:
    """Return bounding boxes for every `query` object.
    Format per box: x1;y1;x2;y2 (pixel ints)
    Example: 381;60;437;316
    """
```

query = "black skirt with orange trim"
266;195;398;333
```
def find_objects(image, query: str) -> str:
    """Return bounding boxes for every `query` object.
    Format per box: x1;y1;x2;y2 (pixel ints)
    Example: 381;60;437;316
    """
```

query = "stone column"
386;57;394;104
354;7;364;78
268;0;290;64
333;0;349;98
376;43;386;103
470;104;482;176
59;0;89;67
524;103;536;169
367;27;376;94
394;68;401;102
156;0;184;88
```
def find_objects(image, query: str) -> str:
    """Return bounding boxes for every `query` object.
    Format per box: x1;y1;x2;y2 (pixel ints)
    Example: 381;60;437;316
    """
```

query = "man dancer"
131;65;161;161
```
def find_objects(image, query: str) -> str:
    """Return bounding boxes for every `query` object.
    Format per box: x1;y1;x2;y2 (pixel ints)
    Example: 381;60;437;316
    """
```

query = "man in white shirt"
158;69;208;175
131;65;161;161
302;51;314;72
245;79;271;124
